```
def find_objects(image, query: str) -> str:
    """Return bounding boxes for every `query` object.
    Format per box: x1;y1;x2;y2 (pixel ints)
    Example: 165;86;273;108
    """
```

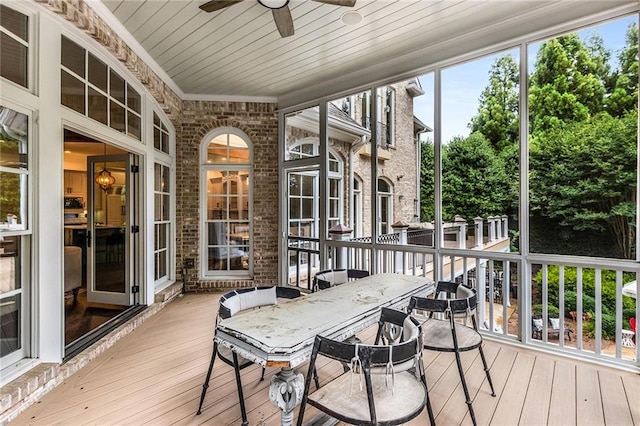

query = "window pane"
528;18;637;259
127;111;141;140
154;127;161;151
285;106;320;160
0;32;27;87
0;171;26;229
61;36;84;77
161;132;169;153
0;107;28;170
154;194;162;221
441;50;520;253
0;236;21;292
61;70;85;114
109;100;125;133
127;84;140;113
110;70;125;103
302;198;313;218
88;53;107;92
88;87;107;125
1;5;28;41
301;175;314;196
0;294;21;356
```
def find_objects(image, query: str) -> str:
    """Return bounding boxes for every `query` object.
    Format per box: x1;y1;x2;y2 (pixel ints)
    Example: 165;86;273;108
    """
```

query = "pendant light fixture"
95;143;115;192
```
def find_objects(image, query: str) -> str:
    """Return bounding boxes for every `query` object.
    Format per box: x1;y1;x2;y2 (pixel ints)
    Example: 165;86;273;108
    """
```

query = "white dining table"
214;273;434;426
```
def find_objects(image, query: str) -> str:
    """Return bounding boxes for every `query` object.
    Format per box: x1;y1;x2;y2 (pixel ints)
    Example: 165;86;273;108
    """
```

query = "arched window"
378;178;393;235
201;129;252;277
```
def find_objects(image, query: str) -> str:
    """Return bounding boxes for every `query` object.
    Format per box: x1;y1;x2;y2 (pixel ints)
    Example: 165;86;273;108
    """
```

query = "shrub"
532;304;559;316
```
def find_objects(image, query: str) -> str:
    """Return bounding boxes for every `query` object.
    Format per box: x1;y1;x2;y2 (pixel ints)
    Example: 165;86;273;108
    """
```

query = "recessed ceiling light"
341;10;362;26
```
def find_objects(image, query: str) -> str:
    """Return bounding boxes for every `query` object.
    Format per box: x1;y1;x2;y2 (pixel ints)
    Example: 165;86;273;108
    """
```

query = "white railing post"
488;216;496;242
474;217;484;249
455;215;466;249
501;215;509;239
329;223;352;270
391;221;409;273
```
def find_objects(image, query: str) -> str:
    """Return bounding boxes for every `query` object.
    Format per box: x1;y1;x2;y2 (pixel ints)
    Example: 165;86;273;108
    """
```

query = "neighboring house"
283;80;426;283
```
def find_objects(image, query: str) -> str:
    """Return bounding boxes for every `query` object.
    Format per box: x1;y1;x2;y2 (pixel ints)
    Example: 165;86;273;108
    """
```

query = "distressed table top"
215;273;435;368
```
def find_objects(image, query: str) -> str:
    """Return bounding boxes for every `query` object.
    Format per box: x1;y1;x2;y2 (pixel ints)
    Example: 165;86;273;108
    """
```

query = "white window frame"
200;127;253;279
0;102;33;373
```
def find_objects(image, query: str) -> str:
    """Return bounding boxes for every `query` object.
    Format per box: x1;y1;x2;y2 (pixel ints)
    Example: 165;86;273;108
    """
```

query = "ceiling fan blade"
272;6;294;38
312;0;356;7
199;0;244;13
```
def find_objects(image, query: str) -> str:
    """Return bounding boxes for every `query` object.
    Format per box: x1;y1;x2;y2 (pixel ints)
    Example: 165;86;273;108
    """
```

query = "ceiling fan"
199;0;356;38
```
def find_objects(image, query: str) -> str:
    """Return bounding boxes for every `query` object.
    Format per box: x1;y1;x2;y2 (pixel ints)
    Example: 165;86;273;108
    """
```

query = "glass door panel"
87;153;130;305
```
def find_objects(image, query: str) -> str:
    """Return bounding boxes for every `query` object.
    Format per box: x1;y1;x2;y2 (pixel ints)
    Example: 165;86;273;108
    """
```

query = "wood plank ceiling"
97;0;635;107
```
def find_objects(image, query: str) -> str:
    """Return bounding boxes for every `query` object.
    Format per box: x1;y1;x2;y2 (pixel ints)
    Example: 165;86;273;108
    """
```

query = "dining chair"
312;268;370;292
195;286;301;424
296;320;433;426
408;281;496;426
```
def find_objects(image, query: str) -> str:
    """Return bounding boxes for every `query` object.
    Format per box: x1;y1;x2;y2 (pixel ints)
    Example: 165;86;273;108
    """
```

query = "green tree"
529;34;607;134
442;132;510;221
529;111;637;259
469;54;520;152
606;22;638;117
420;139;435;222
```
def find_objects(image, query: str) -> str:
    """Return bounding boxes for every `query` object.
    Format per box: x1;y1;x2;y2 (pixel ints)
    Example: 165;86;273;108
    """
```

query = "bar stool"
408;281;496;426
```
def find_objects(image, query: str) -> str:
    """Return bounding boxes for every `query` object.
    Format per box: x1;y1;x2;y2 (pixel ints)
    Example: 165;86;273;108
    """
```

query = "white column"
474;217;484;249
488;216;496;242
502;214;509;239
328;223;352;270
455;215;466;249
391;221;409;273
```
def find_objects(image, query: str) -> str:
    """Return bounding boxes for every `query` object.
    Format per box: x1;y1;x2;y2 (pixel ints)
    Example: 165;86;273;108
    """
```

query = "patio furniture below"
531;314;573;341
408;281;496;426
622;317;636;348
196;286;301;424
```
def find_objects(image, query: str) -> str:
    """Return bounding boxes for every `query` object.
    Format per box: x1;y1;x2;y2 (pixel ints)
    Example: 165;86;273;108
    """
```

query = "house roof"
94;1;635;108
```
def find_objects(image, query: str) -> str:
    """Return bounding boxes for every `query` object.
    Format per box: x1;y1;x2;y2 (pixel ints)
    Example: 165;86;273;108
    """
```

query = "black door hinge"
131;225;139;233
131;165;139;173
132;285;140;293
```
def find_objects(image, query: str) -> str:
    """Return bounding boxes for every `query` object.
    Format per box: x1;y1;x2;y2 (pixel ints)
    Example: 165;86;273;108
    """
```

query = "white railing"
324;240;639;369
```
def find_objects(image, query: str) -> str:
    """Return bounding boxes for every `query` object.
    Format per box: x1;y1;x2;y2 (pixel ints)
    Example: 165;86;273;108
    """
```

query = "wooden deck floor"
11;293;640;426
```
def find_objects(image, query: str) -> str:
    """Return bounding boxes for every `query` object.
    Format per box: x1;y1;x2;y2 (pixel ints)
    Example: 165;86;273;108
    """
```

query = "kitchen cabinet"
64;170;87;198
106;194;124;226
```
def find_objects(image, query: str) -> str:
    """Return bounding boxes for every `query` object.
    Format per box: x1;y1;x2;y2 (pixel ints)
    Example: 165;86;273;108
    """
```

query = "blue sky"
414;15;637;143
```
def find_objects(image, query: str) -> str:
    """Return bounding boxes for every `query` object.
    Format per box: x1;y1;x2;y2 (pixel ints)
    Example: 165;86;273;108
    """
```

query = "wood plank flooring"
11;293;640;426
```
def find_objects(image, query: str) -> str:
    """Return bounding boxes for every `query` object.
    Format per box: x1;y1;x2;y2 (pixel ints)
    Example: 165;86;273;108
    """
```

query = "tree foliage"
529;34;608;133
529;111;637;258
606;22;638;117
442;133;510;221
419;20;638;259
469;55;519;152
420;139;435;222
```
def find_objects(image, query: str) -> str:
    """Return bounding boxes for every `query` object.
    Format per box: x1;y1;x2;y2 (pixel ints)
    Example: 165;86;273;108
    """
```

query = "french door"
86;153;137;305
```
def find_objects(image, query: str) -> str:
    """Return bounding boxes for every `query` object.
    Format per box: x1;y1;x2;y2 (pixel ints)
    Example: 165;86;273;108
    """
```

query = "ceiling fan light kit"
199;0;356;38
257;0;289;9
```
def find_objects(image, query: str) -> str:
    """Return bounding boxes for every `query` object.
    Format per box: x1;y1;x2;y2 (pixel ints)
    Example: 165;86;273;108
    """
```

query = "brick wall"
179;101;279;291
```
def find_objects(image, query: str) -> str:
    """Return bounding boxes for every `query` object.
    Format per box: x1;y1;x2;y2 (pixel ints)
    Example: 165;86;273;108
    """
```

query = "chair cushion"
221;286;277;317
456;284;474;299
402;316;419;342
532;318;544;330
308;371;426;424
549;317;560;330
317;270;348;287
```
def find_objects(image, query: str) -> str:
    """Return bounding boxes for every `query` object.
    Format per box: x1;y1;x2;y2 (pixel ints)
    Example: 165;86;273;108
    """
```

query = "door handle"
86;230;92;248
